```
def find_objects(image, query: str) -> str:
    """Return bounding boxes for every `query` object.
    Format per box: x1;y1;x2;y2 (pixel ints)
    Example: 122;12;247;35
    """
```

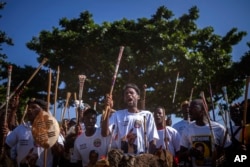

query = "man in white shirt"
102;83;159;154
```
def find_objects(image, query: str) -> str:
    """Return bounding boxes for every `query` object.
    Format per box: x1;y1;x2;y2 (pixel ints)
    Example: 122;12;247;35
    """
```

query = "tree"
22;6;247;114
0;2;14;103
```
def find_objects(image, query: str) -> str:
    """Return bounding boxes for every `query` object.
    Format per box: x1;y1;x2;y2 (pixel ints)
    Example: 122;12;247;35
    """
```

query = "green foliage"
24;6;249;113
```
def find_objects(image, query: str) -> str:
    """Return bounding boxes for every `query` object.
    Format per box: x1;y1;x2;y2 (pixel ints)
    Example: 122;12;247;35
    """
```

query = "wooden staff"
77;75;87;124
143;116;148;153
93;101;97;110
0;80;24;110
1;58;48;111
1;65;12;160
106;124;115;158
4;65;12;124
200;91;217;166
162;107;168;150
172;71;179;104
209;83;216;121
187;87;194;123
61;92;71;122
44;68;52;167
242;76;250;144
102;46;125;121
221;86;233;136
47;69;52;112
27;58;48;85
74;92;78;119
141;84;147;110
21;104;28;124
162;107;173;167
53;66;60;117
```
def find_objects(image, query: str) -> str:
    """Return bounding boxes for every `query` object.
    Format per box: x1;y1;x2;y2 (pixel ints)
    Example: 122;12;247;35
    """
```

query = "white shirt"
6;122;63;167
109;109;159;154
156;126;181;156
180;121;232;167
172;119;191;136
72;128;110;167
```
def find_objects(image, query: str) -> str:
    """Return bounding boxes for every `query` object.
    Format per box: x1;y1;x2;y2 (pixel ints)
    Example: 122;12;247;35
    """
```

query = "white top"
6;122;64;167
172;119;191;136
109;109;159;154
180;121;232;167
71;127;110;167
156;126;181;156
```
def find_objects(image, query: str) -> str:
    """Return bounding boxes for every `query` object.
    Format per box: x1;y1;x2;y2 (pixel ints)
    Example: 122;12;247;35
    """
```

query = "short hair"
190;99;205;111
123;83;140;95
83;108;98;116
89;150;99;159
181;100;189;108
27;98;48;111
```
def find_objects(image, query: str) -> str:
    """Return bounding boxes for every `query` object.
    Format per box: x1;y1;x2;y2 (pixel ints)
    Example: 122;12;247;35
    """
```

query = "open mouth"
127;98;133;104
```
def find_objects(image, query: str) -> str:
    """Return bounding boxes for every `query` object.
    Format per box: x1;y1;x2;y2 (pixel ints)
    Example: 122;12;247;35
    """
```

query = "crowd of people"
0;83;249;167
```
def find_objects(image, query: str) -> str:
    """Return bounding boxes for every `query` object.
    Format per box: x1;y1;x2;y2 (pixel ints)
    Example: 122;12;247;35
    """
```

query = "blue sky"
1;0;250;67
1;0;250;123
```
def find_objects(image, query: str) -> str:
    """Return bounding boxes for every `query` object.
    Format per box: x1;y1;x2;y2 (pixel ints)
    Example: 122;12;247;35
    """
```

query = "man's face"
83;113;97;130
26;103;43;123
124;88;140;107
189;103;202;121
154;108;164;125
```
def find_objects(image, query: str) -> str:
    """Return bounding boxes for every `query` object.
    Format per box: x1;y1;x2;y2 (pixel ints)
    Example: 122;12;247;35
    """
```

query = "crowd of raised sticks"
0;83;249;167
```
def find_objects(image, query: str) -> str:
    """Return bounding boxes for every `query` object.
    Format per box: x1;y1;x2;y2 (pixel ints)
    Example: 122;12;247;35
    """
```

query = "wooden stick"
143;116;148;153
47;69;52;112
188;87;194;123
4;65;12;123
242;76;250;144
74;92;78;119
44;67;52;167
93;101;97;110
61;92;71;122
103;46;125;121
27;58;48;85
77;75;86;124
53;66;60;117
209;83;216;121
0;80;24;110
200;91;217;166
21;104;28;124
172;72;179;104
1;58;47;111
243;76;250;127
1;65;12;160
141;84;147;110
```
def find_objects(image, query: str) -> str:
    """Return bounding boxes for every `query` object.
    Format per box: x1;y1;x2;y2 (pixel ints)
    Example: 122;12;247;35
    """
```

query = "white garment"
180;121;232;167
156;126;181;156
172;120;190;136
72;127;110;167
5;122;63;167
109;109;159;154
